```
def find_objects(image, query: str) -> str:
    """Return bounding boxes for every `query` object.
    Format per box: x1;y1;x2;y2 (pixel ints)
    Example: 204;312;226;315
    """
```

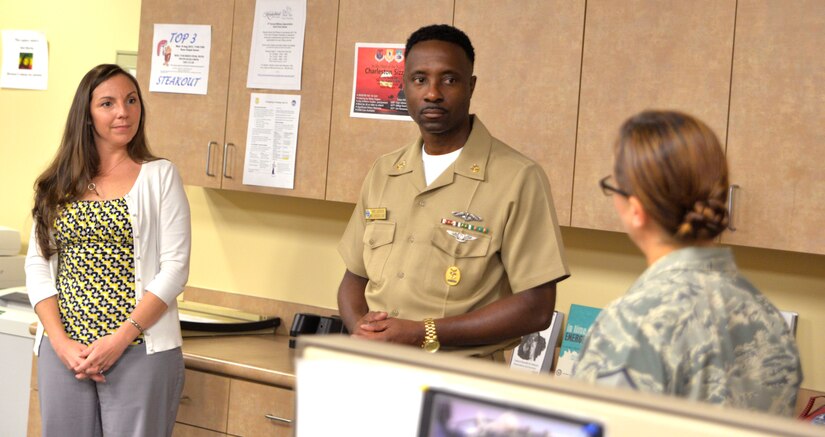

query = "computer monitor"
418;387;603;437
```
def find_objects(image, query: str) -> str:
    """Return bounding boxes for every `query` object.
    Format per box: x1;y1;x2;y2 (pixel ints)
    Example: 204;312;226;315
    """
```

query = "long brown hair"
32;64;157;259
614;110;729;242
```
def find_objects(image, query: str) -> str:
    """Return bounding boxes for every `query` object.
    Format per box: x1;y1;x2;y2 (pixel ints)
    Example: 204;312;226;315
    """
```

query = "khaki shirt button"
408;235;415;243
397;272;405;279
368;239;375;245
455;247;462;255
418;200;425;207
390;309;399;317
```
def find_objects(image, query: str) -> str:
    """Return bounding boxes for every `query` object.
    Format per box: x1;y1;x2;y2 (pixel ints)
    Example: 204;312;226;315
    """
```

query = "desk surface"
182;334;296;389
29;322;297;389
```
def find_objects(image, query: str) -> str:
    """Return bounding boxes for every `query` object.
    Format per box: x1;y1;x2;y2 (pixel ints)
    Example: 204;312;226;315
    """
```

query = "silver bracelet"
127;317;145;334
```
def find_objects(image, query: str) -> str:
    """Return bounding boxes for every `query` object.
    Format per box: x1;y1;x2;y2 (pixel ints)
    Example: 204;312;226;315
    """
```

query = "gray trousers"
38;337;185;437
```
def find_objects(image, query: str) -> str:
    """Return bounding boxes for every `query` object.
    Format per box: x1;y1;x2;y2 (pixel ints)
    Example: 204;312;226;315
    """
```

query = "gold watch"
421;318;440;353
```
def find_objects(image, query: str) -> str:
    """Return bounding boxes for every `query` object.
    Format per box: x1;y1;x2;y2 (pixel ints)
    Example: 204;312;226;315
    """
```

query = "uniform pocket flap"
431;227;491;258
363;222;396;249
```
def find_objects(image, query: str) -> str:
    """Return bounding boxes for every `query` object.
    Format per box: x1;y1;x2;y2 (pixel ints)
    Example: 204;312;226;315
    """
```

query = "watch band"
422;318;439;351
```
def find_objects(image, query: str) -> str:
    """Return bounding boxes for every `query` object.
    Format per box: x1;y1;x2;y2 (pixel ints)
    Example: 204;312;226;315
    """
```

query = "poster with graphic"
149;24;211;95
0;30;49;90
349;43;410;121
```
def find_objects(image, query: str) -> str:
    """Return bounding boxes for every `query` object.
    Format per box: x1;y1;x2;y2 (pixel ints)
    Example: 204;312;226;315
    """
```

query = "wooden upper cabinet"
571;0;736;231
137;0;337;199
454;0;585;226
722;2;825;254
137;0;234;189
219;0;338;199
324;0;454;204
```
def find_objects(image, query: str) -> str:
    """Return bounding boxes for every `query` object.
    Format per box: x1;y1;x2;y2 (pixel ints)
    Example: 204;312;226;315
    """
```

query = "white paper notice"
149;24;211;95
243;93;301;189
0;30;49;90
246;0;307;90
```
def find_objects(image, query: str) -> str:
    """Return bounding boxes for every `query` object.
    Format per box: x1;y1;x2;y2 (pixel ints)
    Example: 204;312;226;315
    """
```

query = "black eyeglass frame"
599;175;630;198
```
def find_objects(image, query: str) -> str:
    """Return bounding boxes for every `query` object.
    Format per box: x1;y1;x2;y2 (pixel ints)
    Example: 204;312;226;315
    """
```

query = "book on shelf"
509;310;564;374
554;304;601;378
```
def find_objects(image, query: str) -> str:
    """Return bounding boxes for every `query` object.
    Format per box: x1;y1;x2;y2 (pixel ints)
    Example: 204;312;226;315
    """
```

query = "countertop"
29;322;296;389
181;334;296;389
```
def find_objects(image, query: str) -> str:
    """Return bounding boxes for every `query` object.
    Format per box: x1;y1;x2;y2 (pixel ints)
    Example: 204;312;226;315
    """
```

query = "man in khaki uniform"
337;24;569;357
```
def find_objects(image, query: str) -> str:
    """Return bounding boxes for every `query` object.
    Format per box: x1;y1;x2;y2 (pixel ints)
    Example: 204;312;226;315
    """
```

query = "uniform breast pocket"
362;222;396;284
429;227;492;300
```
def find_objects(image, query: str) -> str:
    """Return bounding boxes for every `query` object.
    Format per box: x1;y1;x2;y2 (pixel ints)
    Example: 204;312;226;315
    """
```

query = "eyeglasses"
599;175;630;198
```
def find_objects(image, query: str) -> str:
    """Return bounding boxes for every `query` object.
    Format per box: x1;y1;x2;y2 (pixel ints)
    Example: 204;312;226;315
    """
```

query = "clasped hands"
51;334;131;383
351;311;424;346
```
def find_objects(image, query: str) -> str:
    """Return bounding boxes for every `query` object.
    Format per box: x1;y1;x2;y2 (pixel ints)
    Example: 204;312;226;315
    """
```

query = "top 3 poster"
349;43;411;121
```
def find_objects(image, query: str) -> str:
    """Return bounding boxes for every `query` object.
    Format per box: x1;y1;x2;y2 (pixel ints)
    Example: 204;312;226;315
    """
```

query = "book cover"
780;310;798;337
554;304;601;378
509;311;564;374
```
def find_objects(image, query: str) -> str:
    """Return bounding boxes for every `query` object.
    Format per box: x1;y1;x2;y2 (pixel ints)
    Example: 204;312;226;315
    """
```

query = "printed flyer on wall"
242;93;301;189
0;30;48;90
247;0;307;90
349;43;410;121
149;23;211;95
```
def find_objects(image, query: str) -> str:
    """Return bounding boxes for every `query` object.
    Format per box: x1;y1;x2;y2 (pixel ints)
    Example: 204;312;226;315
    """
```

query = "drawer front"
227;380;294;436
177;369;231;432
172;422;229;437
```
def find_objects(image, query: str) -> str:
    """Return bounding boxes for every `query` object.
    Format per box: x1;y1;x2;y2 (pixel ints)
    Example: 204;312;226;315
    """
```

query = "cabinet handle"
205;141;217;177
264;414;292;424
727;184;740;232
179;395;191;403
222;142;235;179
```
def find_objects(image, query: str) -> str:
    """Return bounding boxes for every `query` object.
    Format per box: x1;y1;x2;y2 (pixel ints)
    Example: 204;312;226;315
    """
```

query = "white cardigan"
26;159;191;355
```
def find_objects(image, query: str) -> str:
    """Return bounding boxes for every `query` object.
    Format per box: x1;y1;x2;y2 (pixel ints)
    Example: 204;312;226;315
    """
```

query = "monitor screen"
418;387;603;437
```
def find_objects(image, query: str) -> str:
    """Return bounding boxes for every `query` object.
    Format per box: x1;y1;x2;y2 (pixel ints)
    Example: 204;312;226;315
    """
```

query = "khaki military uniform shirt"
338;116;569;355
573;247;802;416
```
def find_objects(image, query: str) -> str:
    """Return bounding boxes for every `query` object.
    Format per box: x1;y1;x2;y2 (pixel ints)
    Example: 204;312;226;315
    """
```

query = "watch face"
424;340;440;353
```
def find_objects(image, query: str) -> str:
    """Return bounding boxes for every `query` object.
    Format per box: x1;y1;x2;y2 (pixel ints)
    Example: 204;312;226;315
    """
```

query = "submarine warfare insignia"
446;230;478;243
451;211;482;222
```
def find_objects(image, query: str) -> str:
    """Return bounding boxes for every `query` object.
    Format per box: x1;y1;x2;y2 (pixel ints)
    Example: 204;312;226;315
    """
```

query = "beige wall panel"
137;0;234;188
325;0;454;203
454;0;585;226
221;0;339;199
571;0;736;231
723;2;825;254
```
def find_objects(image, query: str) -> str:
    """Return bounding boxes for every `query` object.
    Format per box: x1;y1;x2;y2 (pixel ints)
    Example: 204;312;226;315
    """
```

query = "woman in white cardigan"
26;64;191;437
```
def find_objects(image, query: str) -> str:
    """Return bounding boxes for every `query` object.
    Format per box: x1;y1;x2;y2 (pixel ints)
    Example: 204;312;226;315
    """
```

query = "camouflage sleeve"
573;297;669;394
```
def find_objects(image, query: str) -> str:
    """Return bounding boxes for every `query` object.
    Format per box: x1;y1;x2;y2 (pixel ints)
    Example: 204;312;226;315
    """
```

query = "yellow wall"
2;1;823;391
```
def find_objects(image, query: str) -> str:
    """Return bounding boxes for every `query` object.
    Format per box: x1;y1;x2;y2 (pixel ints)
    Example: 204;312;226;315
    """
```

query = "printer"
0;227;25;289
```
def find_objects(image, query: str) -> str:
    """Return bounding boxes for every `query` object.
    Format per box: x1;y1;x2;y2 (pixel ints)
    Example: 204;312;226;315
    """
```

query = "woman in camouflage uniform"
573;110;802;416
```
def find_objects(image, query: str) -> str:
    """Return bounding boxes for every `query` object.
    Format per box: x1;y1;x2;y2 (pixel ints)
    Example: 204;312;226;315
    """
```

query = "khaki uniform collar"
387;115;492;183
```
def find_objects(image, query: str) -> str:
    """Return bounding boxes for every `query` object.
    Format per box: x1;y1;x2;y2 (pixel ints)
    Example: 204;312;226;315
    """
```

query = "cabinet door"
325;0;455;203
571;0;736;231
176;370;231;433
722;2;825;254
137;0;234;188
27;389;40;437
454;0;584;226
226;380;294;437
220;0;338;199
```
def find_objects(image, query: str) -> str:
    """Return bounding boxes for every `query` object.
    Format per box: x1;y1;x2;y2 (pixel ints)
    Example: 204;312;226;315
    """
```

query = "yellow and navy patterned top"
54;198;142;346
